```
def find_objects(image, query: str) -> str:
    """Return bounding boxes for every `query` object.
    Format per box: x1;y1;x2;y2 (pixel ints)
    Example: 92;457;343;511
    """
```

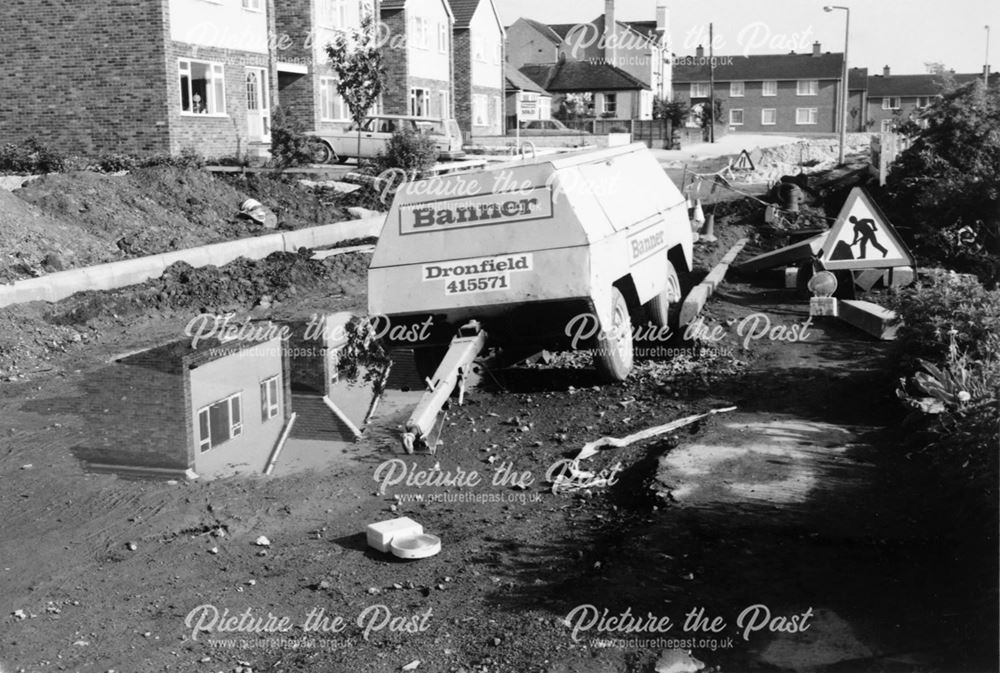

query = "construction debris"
574;407;738;461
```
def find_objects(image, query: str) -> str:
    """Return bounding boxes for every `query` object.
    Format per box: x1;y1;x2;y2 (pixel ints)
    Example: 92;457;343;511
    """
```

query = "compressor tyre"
595;287;634;382
647;261;681;329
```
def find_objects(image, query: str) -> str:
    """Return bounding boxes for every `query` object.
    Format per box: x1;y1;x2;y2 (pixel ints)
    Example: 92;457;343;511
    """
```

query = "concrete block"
679;284;710;326
784;267;799;289
366;517;423;553
838;300;898;340
718;238;749;265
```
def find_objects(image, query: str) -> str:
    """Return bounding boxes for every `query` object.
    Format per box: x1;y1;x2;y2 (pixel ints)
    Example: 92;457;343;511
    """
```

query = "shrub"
0;137;67;174
365;126;438;176
269;106;315;169
94;152;139;173
137;148;205;170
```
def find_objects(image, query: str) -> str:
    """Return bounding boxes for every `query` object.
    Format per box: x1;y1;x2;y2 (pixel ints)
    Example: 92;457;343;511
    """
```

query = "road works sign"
819;187;914;271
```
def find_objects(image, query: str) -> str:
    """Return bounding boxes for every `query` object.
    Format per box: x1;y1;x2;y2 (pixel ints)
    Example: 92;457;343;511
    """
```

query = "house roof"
381;0;454;20
519;59;649;92
517;17;563;43
867;72;992;96
673;51;845;83
506;65;549;93
446;0;502;31
547;23;577;41
566;16;659;48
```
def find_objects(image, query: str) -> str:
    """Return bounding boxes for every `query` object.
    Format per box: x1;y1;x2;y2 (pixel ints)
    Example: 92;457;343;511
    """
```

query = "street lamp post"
824;5;850;165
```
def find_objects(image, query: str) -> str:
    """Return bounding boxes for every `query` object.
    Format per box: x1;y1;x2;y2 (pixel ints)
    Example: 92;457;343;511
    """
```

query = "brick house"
520;59;650;121
672;42;849;134
447;0;505;138
273;0;379;135
380;0;455;119
0;0;278;157
72;336;293;480
865;67;997;132
505;65;552;130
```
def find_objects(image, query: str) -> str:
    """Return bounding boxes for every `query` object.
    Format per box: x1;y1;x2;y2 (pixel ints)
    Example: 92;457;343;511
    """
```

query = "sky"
494;0;999;75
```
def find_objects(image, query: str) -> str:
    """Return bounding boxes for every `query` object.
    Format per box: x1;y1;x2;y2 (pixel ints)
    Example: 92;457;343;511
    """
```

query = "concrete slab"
737;233;827;274
679;284;710;326
838;299;898;340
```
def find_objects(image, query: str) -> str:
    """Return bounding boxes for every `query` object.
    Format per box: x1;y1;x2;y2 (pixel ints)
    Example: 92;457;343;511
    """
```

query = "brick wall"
677;78;840;134
274;0;317;129
453;31;473;133
380;10;410;115
0;0;173;155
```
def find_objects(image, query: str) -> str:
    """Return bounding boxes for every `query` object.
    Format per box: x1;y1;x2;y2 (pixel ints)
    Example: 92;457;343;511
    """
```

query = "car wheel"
647;261;681;329
310;140;335;164
594;287;634;382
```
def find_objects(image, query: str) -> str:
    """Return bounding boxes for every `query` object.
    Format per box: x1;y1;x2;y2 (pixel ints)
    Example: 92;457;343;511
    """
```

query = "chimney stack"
883;65;890;76
695;44;704;58
604;0;617;68
812;41;821;56
656;0;668;35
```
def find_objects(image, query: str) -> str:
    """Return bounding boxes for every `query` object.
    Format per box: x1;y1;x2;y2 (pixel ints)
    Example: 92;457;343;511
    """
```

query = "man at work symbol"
848;215;888;258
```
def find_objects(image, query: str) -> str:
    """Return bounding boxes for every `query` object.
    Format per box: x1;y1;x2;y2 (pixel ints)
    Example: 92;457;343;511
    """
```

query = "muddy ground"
0;155;997;673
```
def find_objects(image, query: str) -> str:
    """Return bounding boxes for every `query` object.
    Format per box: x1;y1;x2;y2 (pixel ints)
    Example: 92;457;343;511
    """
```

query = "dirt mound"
0;189;117;283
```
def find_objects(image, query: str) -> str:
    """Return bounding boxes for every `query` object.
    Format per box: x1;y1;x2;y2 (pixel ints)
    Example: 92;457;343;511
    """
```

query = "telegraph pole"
708;23;715;143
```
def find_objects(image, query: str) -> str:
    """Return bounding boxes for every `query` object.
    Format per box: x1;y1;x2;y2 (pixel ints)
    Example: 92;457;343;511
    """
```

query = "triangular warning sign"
733;149;755;171
819;187;914;271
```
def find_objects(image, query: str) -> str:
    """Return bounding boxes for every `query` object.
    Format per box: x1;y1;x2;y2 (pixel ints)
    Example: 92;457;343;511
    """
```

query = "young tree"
326;14;386;161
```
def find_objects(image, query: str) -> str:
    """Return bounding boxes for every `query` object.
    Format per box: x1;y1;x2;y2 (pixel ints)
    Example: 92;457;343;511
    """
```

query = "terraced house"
273;0;378;134
380;0;456;119
0;0;278;157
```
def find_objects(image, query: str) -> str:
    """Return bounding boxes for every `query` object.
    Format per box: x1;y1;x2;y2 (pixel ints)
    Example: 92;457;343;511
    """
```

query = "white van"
309;115;465;164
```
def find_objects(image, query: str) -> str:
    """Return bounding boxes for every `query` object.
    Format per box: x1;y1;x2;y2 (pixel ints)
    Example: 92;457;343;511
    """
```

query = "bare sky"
495;0;999;75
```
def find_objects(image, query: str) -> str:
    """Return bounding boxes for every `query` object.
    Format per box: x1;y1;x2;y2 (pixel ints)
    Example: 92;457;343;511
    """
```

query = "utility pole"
708;23;715;143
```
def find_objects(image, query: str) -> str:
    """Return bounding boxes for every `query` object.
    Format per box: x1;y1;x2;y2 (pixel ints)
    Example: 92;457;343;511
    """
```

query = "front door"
246;68;271;143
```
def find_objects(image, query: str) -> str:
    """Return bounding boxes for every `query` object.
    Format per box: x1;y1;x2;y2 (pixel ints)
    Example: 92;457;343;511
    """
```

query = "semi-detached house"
447;0;505;138
380;0;456;120
0;0;278;157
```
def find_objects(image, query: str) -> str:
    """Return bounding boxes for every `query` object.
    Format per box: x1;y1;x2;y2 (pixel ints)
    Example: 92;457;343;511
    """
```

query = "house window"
880;119;894;133
197;393;243;453
472;94;488;126
241;0;262;10
410;88;430;116
882;96;901;110
796;107;818;125
472;35;486;62
318;0;347;28
729;109;744;125
603;93;618;115
761;108;776;125
179;60;226;115
730;81;745;97
797;79;818;96
690;81;709;98
260;376;281;422
319;78;348;121
762;80;777;96
437;23;448;53
410;16;429;49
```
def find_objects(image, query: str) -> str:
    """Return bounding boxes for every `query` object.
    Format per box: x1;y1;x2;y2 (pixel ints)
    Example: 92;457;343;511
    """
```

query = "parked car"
309;115;465;163
516;119;592;136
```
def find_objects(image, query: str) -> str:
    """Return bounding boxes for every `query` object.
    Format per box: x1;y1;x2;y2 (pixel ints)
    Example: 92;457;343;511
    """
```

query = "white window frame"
690;81;709;98
179;59;227;116
603;92;618;115
411;16;430;49
197;393;243;453
260;376;281;422
882;96;901;110
761;108;777;126
437;22;448;53
318;0;348;28
241;0;263;11
319;77;348;121
916;96;931;108
729;108;744;126
730;81;745;97
762;80;777;96
880;119;894;133
472;94;488;126
797;79;819;96
410;87;430;116
795;107;818;125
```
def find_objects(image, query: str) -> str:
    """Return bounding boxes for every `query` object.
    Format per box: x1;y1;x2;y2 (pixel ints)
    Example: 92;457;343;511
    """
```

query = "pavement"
651;134;805;166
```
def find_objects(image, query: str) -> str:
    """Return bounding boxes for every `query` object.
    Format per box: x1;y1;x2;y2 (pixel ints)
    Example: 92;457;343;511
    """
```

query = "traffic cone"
701;212;717;243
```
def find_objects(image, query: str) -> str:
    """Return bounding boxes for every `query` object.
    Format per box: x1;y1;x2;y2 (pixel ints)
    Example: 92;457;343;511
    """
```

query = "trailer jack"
402;321;487;454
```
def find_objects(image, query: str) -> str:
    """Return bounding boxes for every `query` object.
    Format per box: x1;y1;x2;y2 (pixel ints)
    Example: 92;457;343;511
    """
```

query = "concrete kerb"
0;215;387;309
679;238;749;326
